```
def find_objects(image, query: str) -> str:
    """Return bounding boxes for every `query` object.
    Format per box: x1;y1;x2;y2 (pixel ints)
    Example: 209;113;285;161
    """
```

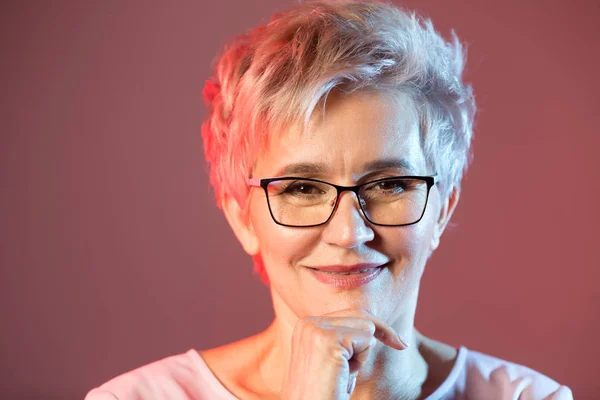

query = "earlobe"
430;186;460;252
222;195;260;256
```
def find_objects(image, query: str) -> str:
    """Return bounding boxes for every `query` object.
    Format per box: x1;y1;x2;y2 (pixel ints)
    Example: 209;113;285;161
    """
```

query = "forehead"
254;90;426;179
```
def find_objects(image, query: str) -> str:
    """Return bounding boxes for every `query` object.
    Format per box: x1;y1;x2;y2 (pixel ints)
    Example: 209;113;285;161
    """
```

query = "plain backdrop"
1;0;599;399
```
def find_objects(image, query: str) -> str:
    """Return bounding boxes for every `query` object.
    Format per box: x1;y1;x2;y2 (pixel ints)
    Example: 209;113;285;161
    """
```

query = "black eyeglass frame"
247;175;439;228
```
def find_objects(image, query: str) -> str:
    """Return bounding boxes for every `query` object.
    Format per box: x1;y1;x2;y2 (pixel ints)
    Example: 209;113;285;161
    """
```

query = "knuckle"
312;329;340;355
489;366;511;383
304;324;332;344
365;321;377;335
339;334;354;349
368;336;377;347
322;326;341;342
329;345;351;364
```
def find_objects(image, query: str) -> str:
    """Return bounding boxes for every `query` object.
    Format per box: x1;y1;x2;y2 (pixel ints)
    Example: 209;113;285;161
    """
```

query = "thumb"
347;373;358;396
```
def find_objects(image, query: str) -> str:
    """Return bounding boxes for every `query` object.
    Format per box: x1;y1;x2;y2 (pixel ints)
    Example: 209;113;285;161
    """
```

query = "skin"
211;89;460;399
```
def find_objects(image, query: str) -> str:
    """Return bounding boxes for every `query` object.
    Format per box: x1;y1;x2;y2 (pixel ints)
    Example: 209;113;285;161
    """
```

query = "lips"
307;264;386;288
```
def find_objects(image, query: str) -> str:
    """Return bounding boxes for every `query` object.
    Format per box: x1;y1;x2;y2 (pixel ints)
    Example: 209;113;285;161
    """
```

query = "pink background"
1;1;598;399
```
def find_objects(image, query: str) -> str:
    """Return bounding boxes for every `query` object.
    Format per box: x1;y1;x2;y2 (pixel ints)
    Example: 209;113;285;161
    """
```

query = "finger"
319;309;409;350
333;326;377;363
316;317;406;351
518;384;534;400
349;333;377;369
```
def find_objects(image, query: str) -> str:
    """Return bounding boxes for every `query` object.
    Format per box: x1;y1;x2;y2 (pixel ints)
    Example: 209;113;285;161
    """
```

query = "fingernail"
396;334;409;348
347;376;357;395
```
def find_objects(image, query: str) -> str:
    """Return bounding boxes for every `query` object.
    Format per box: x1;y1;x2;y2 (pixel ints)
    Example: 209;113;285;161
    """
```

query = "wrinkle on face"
248;89;440;322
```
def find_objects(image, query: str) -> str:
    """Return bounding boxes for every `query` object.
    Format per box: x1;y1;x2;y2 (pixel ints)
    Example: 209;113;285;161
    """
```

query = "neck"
257;289;430;399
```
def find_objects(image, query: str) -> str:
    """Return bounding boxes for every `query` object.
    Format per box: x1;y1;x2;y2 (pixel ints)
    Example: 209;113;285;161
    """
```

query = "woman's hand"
281;308;409;400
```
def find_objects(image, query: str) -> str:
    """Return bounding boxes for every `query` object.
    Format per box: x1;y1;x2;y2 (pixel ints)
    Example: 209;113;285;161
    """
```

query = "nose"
321;191;375;248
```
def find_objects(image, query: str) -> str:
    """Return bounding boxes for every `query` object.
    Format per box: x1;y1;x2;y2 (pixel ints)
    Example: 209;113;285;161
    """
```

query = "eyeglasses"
247;175;438;227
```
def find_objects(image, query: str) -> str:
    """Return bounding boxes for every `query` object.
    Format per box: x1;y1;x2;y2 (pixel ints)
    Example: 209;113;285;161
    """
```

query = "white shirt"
85;346;573;400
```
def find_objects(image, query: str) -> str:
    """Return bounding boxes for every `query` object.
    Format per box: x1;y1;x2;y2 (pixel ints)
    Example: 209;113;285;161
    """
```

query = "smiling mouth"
308;267;382;275
306;264;386;289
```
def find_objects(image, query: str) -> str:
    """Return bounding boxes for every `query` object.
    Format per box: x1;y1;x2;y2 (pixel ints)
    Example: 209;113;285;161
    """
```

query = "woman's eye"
285;182;323;195
373;180;406;192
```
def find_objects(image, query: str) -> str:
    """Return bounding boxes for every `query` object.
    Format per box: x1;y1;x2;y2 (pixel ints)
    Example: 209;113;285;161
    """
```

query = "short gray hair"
202;0;477;207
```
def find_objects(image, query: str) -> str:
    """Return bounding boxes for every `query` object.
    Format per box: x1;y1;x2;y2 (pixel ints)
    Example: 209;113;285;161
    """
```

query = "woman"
85;1;572;399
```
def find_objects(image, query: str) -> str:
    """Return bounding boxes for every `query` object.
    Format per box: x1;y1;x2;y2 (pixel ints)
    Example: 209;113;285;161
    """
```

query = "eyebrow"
278;162;328;176
276;158;417;177
361;158;417;174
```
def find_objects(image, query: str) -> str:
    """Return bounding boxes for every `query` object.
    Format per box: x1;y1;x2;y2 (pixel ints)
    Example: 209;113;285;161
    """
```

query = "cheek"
379;211;437;267
381;226;428;260
249;198;320;269
379;187;441;259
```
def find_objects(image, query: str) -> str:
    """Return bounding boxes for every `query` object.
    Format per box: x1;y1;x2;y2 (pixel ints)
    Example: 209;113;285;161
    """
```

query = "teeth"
321;268;374;275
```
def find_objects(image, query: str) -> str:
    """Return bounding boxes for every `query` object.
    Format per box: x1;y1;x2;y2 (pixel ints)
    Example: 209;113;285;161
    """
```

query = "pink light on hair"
200;0;476;285
202;80;220;105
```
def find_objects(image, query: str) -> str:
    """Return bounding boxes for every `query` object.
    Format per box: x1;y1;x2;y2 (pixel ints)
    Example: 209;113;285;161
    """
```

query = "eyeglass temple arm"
247;178;261;187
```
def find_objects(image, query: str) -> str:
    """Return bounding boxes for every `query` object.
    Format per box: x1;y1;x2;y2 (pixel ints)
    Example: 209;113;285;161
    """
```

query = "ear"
430;186;460;252
222;195;260;256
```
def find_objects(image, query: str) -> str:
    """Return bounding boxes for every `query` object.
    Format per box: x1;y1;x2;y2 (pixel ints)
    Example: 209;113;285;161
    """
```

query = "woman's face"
239;90;453;323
